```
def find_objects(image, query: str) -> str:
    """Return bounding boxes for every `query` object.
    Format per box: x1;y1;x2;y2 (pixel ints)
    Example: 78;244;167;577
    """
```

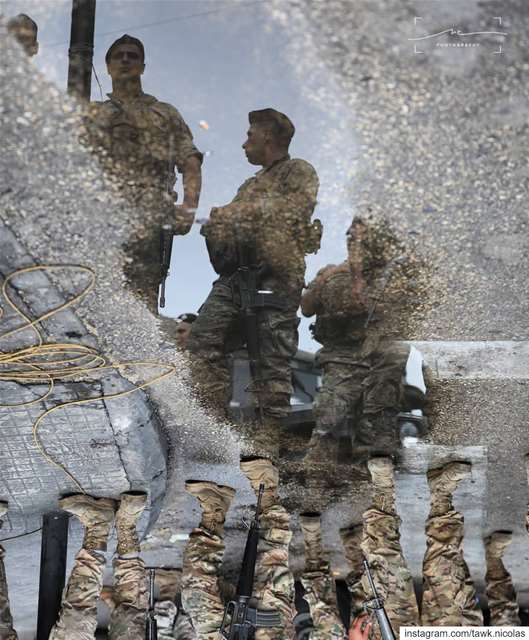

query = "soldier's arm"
300;265;337;317
181;155;202;210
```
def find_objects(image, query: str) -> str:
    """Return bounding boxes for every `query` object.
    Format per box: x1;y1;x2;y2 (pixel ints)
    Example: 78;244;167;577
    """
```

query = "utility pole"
67;0;96;100
36;511;69;640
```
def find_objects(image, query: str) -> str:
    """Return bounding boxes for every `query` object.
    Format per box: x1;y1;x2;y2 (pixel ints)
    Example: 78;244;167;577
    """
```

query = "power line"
43;0;264;47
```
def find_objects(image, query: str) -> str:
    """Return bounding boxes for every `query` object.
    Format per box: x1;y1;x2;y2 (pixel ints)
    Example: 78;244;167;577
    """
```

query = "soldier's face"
175;322;192;349
8;25;38;57
107;44;145;81
242;125;268;165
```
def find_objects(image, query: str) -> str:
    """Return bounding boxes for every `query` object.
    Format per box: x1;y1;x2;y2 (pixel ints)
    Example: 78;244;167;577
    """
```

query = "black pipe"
67;0;97;100
36;511;69;640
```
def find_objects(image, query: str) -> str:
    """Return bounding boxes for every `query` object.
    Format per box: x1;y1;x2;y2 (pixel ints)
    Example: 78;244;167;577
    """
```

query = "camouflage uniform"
181;527;226;640
188;155;319;419
48;547;106;640
84;93;202;314
485;558;520;626
340;525;366;618
0;544;17;640
300;566;343;638
309;264;411;450
422;512;482;625
108;557;148;640
173;609;197;639
253;503;296;639
360;476;419;637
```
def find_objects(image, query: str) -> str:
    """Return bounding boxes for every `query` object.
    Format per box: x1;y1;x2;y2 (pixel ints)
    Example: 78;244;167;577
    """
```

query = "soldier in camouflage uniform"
187;109;320;424
181;480;235;639
49;491;148;640
7;13;39;57
421;462;483;626
360;457;419;637
240;457;296;639
298;512;345;639
339;523;366;619
0;501;17;640
84;35;202;315
484;531;520;626
302;217;426;463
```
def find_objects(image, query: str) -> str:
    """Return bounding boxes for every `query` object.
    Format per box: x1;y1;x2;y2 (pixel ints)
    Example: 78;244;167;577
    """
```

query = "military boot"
115;491;148;556
240;457;279;510
367;456;396;513
155;567;182;602
185;481;235;536
339;523;364;575
59;494;117;552
484;530;513;560
427;461;472;515
299;512;326;572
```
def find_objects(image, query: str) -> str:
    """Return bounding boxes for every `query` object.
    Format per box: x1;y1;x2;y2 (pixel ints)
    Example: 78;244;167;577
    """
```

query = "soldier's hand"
173;203;196;235
349;614;373;640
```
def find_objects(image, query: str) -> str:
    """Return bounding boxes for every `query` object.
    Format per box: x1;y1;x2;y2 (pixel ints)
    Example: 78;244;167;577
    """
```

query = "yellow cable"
0;265;175;493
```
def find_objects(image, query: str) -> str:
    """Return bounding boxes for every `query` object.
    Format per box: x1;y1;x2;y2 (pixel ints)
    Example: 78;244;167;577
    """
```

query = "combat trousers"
108;557;148;640
313;340;409;446
187;275;299;419
155;600;178;638
340;540;366;617
181;527;225;640
300;565;344;639
421;509;482;626
0;545;17;640
173;610;197;639
253;504;295;640
48;548;105;640
361;507;419;637
485;556;520;626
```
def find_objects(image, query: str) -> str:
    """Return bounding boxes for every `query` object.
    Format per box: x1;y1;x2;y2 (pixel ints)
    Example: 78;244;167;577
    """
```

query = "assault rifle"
219;484;281;639
159;224;173;309
145;567;158;640
362;559;395;640
235;242;285;423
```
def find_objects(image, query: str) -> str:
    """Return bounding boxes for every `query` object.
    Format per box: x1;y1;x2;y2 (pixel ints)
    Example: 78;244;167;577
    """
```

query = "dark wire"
43;1;264;47
92;63;104;101
0;526;42;543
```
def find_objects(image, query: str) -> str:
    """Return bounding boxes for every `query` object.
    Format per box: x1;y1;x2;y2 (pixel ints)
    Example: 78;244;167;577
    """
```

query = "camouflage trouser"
300;567;344;639
187;275;299;419
422;509;482;626
314;340;409;445
181;527;225;640
155;600;178;638
253;504;295;640
0;545;17;640
361;507;419;637
48;548;105;640
485;557;520;626
173;610;197;639
108;557;148;640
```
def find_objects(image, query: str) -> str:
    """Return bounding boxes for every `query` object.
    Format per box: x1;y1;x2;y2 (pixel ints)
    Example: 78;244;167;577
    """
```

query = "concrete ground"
1;0;529;635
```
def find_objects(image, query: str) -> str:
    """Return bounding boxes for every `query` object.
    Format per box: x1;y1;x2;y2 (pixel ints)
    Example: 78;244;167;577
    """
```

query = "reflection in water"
186;108;320;438
83;34;203;315
3;0;527;635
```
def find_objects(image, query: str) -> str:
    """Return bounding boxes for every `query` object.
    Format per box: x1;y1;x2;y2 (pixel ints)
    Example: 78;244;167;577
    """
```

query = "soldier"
421;462;483;626
49;491;148;640
181;480;235;639
484;531;520;626
84;34;203;314
240;457;296;639
339;523;365;620
298;512;344;638
360;457;419;637
175;313;197;350
187;108;320;426
302;217;424;462
0;501;17;640
7;14;39;57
